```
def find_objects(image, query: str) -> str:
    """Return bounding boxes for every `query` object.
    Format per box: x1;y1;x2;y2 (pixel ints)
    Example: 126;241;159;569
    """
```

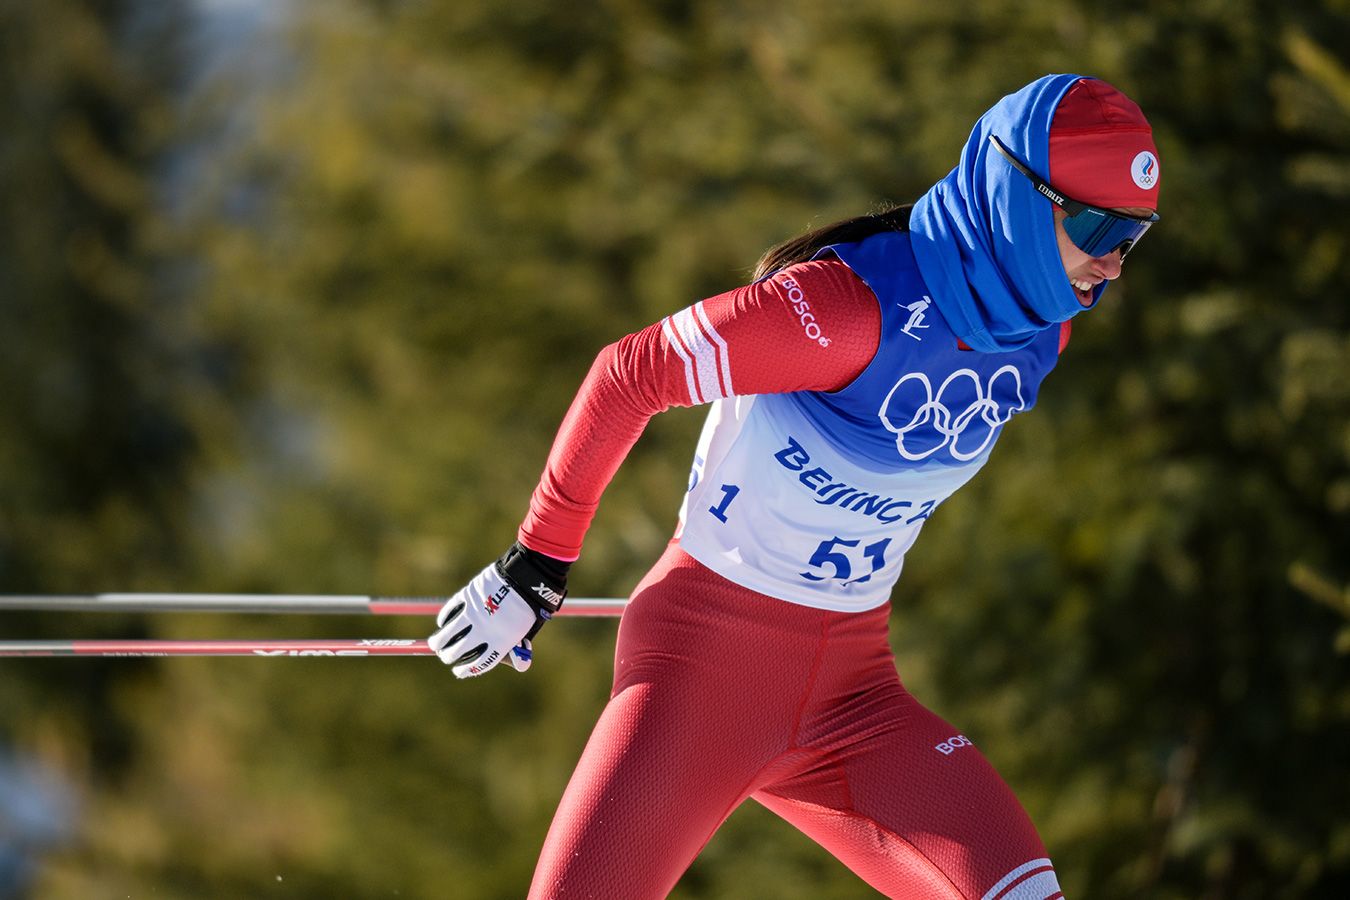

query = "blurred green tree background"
2;0;1347;897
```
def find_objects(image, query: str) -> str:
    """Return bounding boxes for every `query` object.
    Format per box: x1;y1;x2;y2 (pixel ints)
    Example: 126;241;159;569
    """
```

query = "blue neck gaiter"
910;74;1102;353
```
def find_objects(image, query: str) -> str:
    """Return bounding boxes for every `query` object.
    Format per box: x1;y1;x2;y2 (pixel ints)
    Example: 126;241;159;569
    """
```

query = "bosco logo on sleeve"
935;734;974;755
778;275;832;348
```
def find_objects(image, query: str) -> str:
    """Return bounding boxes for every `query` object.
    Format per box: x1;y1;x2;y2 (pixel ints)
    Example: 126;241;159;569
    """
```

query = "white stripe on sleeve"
693;301;734;398
982;859;1061;900
665;303;731;404
661;315;702;404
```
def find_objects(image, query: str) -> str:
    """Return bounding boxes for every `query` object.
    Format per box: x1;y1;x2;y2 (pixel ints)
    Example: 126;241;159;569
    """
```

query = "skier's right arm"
428;258;881;675
517;257;882;562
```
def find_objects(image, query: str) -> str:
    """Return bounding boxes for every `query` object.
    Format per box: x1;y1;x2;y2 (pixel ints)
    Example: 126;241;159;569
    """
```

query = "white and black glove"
427;543;569;678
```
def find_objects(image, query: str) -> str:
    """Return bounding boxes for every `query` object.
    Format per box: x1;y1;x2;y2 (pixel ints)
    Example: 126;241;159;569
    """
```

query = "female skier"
429;73;1161;899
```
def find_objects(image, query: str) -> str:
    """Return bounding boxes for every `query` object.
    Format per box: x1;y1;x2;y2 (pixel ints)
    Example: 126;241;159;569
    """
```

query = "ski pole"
0;595;627;658
0;594;628;616
0;638;438;657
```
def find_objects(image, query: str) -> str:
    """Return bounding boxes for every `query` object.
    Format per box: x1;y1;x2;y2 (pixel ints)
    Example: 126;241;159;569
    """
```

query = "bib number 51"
800;536;892;586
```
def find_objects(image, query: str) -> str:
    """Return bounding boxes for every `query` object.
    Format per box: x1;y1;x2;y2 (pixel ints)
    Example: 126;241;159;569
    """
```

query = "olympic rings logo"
878;366;1026;462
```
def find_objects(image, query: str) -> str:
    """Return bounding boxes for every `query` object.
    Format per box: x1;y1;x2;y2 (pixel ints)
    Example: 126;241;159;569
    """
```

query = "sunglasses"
989;135;1158;259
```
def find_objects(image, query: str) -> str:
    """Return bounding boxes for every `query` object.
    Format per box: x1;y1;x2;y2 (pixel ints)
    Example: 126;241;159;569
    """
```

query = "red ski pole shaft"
0;594;628;616
0;638;438;658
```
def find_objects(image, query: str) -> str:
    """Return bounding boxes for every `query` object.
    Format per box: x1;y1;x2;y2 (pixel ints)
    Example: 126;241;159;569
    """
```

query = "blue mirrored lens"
1062;208;1153;258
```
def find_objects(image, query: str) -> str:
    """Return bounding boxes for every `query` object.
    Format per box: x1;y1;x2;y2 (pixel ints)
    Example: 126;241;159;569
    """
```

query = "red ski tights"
528;545;1062;899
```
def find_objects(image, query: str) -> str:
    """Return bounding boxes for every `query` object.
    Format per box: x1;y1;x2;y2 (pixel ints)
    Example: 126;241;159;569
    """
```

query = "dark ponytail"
752;203;913;281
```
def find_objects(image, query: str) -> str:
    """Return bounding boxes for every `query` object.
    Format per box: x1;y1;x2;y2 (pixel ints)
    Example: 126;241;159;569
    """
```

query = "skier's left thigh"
754;700;1062;899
